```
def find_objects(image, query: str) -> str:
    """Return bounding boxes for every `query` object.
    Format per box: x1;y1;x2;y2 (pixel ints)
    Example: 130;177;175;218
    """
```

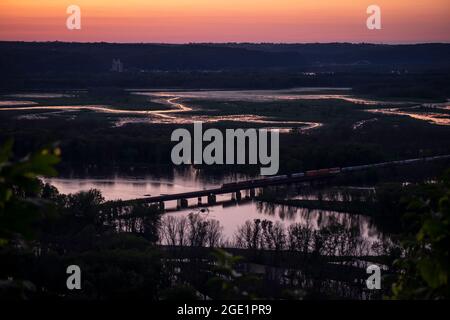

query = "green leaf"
418;259;447;289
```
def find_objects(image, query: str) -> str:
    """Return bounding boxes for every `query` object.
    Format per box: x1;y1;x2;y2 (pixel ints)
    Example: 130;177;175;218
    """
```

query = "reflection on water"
135;88;409;105
44;174;221;201
0;100;38;106
0;104;158;114
6;93;75;99
4;89;448;132
44;175;383;246
368;106;450;126
165;201;380;244
0;93;322;131
4;88;447;130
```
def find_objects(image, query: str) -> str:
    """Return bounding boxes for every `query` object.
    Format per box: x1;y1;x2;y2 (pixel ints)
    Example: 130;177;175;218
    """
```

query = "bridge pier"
249;188;256;198
232;191;242;202
198;197;202;205
159;201;165;211
207;194;217;205
177;198;189;209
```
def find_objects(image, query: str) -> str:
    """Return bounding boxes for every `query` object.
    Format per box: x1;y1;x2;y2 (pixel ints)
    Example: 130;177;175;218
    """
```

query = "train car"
306;167;341;177
291;172;305;178
426;155;450;161
265;175;288;181
372;162;389;168
329;167;341;174
250;178;265;184
341;166;357;172
222;175;289;189
403;158;421;164
222;182;238;189
239;180;254;188
340;164;373;172
305;169;321;177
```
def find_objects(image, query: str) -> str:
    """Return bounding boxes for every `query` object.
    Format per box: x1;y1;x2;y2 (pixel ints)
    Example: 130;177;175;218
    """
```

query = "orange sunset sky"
0;0;449;43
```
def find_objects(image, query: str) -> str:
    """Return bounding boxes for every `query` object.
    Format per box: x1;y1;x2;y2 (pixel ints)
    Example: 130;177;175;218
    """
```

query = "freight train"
221;168;340;189
221;155;450;189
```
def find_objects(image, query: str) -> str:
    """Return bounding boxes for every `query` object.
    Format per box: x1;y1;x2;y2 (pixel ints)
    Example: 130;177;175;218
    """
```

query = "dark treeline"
1;42;450;99
2;109;449;177
3;71;450;101
2;42;450;73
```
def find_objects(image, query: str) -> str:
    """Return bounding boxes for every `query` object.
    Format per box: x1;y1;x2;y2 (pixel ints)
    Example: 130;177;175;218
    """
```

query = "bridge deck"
119;155;450;205
120;175;318;205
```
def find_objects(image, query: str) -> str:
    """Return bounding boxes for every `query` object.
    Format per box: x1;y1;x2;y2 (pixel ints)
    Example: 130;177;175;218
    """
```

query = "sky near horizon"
0;0;449;43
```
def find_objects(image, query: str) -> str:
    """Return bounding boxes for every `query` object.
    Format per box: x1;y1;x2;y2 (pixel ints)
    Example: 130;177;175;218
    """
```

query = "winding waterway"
2;88;448;128
0;90;324;130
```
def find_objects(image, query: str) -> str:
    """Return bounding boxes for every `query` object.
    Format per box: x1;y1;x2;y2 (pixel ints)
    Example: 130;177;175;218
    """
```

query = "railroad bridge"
119;155;450;211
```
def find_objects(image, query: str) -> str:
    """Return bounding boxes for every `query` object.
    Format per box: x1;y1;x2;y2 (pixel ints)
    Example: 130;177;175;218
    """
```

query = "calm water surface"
44;173;383;246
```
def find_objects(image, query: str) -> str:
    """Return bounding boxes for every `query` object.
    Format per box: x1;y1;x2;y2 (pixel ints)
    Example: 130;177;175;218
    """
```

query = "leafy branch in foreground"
390;170;449;299
207;249;261;300
0;139;60;244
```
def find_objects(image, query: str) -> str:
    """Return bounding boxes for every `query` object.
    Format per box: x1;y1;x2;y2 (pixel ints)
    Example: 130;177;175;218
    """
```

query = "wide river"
44;171;383;249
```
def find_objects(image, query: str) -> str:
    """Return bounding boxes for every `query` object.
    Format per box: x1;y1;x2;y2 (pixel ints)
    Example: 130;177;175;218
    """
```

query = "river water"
1;88;448;128
44;171;383;249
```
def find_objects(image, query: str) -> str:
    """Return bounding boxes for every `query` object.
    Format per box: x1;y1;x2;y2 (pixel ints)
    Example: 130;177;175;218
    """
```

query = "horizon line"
1;40;450;46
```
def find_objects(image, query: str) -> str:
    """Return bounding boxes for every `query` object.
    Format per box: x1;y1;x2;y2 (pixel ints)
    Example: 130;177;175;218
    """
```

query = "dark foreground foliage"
0;143;448;300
